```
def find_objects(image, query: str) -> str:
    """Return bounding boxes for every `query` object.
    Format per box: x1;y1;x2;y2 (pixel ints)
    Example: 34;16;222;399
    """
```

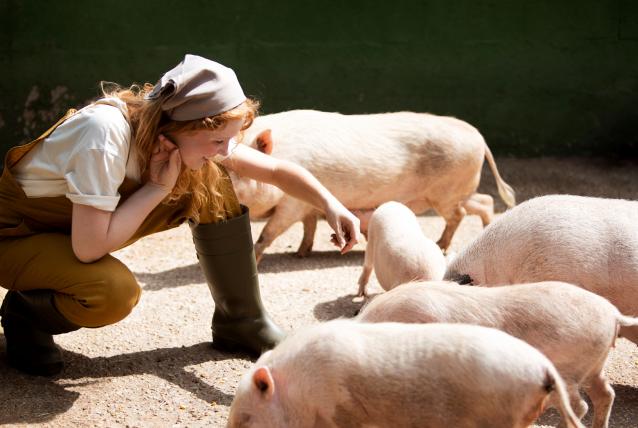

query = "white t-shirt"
12;98;237;212
12;98;136;211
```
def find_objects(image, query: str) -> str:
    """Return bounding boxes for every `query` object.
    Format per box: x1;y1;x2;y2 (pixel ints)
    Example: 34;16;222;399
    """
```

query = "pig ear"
256;129;273;155
252;366;275;400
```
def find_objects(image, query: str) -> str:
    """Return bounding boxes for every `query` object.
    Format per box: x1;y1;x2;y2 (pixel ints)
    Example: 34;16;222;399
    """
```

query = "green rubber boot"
0;290;80;376
191;206;285;357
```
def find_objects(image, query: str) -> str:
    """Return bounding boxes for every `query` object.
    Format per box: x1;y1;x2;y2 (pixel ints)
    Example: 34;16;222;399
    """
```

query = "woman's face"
170;118;244;170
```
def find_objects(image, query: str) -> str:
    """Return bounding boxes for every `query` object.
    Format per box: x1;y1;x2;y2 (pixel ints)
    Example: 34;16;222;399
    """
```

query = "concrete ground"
1;157;637;427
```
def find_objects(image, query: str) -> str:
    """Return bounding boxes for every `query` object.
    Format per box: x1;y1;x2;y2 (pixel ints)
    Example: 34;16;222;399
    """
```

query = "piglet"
358;280;638;428
227;320;584;428
357;201;446;297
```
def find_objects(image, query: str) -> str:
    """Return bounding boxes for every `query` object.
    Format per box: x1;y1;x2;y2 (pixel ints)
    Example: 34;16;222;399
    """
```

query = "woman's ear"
256;129;274;155
252;366;275;400
159;134;177;150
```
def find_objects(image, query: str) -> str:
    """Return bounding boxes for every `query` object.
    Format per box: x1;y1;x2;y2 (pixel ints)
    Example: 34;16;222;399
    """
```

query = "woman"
0;54;359;376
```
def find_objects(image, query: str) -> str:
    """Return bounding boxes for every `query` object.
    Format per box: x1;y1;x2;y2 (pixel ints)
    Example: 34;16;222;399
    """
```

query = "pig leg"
553;383;588;428
357;261;373;297
296;214;318;258
585;372;614;428
434;203;467;251
357;231;375;297
462;193;494;227
254;199;310;263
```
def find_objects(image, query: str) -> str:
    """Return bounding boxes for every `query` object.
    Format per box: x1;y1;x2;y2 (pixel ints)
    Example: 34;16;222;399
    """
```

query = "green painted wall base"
1;1;637;161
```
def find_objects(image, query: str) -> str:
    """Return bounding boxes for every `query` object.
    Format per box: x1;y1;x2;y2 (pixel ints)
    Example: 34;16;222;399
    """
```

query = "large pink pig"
227;320;583;428
444;194;638;344
228;109;515;262
358;280;636;428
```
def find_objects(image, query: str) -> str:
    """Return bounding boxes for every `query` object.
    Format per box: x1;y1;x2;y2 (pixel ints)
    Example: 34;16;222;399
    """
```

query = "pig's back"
358;280;617;389
255;110;483;164
271;321;552;428
369;202;445;287
424;281;619;372
360;280;618;336
249;110;485;207
447;195;638;307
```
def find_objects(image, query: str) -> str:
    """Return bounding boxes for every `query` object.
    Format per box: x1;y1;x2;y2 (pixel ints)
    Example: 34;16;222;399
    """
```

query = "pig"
357;201;446;297
227;320;584;428
358;280;638;428
443;194;638;344
354;193;497;240
229;110;516;262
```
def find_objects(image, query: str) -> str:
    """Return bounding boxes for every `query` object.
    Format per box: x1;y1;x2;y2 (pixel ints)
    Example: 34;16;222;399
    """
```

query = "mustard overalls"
0;109;283;376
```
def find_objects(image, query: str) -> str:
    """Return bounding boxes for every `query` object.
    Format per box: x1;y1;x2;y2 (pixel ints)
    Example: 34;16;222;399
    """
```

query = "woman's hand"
148;134;181;193
325;200;360;254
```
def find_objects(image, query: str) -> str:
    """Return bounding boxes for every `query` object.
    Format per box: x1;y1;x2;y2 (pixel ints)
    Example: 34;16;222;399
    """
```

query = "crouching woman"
0;54;359;376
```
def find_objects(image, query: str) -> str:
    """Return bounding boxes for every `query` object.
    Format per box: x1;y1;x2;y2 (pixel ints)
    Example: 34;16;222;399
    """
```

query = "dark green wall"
1;0;637;160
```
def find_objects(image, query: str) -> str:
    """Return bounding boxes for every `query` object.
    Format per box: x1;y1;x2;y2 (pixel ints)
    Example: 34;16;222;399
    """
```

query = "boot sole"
211;336;261;357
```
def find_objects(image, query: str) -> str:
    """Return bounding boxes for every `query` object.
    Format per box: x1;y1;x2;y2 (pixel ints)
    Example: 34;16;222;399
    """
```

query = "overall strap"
4;108;78;170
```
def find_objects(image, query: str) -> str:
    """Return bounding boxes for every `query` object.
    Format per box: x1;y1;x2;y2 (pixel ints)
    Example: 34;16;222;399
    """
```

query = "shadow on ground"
258;250;364;274
313;293;381;321
135;250;365;290
0;339;251;425
135;264;204;291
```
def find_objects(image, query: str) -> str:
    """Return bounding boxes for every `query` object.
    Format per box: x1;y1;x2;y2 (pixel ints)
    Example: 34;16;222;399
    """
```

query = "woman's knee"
98;268;141;324
56;257;142;327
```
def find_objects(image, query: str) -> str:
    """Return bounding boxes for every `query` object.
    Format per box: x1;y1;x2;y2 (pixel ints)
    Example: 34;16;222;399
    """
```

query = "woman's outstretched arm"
222;144;359;253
